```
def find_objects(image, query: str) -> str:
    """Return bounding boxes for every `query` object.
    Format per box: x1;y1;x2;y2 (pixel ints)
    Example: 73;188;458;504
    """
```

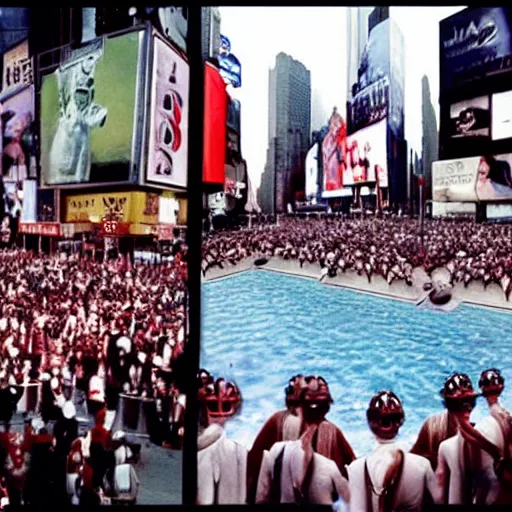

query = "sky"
219;6;465;190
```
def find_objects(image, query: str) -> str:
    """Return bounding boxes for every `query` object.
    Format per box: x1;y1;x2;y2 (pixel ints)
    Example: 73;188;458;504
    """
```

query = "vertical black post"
183;6;203;506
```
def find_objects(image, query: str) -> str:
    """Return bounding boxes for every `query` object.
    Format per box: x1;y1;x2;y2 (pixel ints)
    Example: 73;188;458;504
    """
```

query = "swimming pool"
201;270;512;457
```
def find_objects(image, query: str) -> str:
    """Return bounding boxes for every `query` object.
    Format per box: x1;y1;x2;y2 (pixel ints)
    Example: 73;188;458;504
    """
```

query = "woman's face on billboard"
478;158;491;182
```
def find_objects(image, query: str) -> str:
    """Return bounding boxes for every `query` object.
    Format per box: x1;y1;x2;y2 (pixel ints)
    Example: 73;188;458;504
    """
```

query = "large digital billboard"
433;154;512;202
492;90;512;141
323;115;388;198
146;35;189;188
40;31;143;186
440;7;512;90
305;143;319;199
449;96;490;138
218;35;242;89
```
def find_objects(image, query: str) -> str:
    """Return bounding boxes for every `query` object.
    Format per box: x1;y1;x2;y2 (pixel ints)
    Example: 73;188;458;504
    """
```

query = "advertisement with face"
432;157;480;202
476;154;512;201
440;7;512;90
491;91;512;141
146;36;189;188
40;31;142;186
449;96;490;138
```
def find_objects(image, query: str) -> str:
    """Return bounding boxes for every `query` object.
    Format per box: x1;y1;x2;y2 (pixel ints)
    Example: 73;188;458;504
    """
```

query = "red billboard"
203;62;227;185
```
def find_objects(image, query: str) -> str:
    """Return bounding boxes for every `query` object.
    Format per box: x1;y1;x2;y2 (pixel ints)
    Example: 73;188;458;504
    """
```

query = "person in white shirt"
347;391;441;512
197;388;247;505
478;368;512;504
436;372;505;505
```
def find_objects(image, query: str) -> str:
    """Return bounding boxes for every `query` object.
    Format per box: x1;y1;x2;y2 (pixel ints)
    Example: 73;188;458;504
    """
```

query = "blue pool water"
201;270;512;457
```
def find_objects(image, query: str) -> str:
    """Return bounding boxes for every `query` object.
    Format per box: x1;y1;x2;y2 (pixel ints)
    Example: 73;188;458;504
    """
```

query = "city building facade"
260;52;311;214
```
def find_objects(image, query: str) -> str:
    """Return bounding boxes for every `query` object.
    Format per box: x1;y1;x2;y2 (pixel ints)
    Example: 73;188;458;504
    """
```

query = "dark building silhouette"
421;75;438;202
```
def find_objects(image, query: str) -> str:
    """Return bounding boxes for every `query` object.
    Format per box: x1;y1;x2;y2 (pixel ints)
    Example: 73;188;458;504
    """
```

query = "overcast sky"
219;6;465;190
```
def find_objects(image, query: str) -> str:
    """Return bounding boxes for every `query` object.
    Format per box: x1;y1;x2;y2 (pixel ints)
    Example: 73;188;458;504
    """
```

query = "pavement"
8;411;183;505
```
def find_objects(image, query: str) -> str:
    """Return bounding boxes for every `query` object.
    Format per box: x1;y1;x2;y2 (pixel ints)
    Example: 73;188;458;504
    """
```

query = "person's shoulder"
406;452;432;471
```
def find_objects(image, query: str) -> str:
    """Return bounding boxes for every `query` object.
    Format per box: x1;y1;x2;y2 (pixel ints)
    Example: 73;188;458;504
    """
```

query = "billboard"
146;35;189;188
2;39;33;94
476;154;512;201
157;7;187;52
40;31;143;186
1;84;36;183
203;62;228;185
305;143;319;199
449;96;490;138
432;157;480;202
37;188;57;222
440;7;512;90
227;97;241;134
492;91;512;140
218;35;242;88
323;116;388;198
349;18;392;134
389;18;405;140
433;154;512;202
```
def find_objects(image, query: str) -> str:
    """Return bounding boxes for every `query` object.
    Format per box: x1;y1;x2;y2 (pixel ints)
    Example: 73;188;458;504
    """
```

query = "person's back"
410;406;457;470
348;443;439;511
197;422;247;504
256;438;349;505
349;390;440;512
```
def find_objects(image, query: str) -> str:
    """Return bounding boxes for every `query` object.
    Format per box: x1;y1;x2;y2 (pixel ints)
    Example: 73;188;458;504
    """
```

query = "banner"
305;143;319;199
65;191;159;224
432;157;480;202
2;39;33;93
19;222;60;237
323;115;388;197
492;91;512;140
218;35;242;88
440;7;512;90
146;36;189;187
41;31;142;185
158;195;180;224
449;96;490;138
203;62;228;185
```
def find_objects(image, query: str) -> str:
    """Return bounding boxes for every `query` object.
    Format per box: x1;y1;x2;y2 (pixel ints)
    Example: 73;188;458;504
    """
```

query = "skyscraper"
346;7;373;101
259;52;311;214
201;7;221;60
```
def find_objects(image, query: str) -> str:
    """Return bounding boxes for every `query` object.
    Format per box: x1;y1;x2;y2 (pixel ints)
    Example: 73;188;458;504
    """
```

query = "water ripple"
202;271;512;457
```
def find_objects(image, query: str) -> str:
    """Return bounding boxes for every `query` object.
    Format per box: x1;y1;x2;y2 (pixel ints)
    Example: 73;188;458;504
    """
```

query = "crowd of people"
0;244;188;506
197;369;512;508
202;216;512;299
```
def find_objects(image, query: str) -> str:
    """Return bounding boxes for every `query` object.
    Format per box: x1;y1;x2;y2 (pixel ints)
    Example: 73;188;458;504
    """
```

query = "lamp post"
418;174;425;251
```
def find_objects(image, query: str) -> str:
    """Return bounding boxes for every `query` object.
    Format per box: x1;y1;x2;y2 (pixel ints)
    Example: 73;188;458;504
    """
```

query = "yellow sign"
65;191;159;224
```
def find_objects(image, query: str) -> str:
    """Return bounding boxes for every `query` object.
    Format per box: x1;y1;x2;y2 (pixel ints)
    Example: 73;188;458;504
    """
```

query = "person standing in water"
436;372;506;505
410;374;459;470
347;391;441;512
255;377;351;505
246;374;305;503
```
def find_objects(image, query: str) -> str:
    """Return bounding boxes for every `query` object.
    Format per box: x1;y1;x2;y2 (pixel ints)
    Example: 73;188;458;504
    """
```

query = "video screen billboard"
440;7;512;90
432;157;480;202
305;142;318;199
349;19;391;134
323;116;388;197
227;97;241;134
476;153;512;201
40;31;143;186
146;35;189;188
492;91;512;140
218;35;242;88
449;96;490;138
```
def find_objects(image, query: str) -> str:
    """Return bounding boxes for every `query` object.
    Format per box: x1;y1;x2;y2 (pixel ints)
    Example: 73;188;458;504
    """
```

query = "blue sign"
218;34;241;88
440;7;512;90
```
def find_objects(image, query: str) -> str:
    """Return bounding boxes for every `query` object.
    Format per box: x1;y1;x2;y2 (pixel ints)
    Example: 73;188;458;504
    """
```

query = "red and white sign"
100;220;129;237
157;224;175;240
19;222;60;237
